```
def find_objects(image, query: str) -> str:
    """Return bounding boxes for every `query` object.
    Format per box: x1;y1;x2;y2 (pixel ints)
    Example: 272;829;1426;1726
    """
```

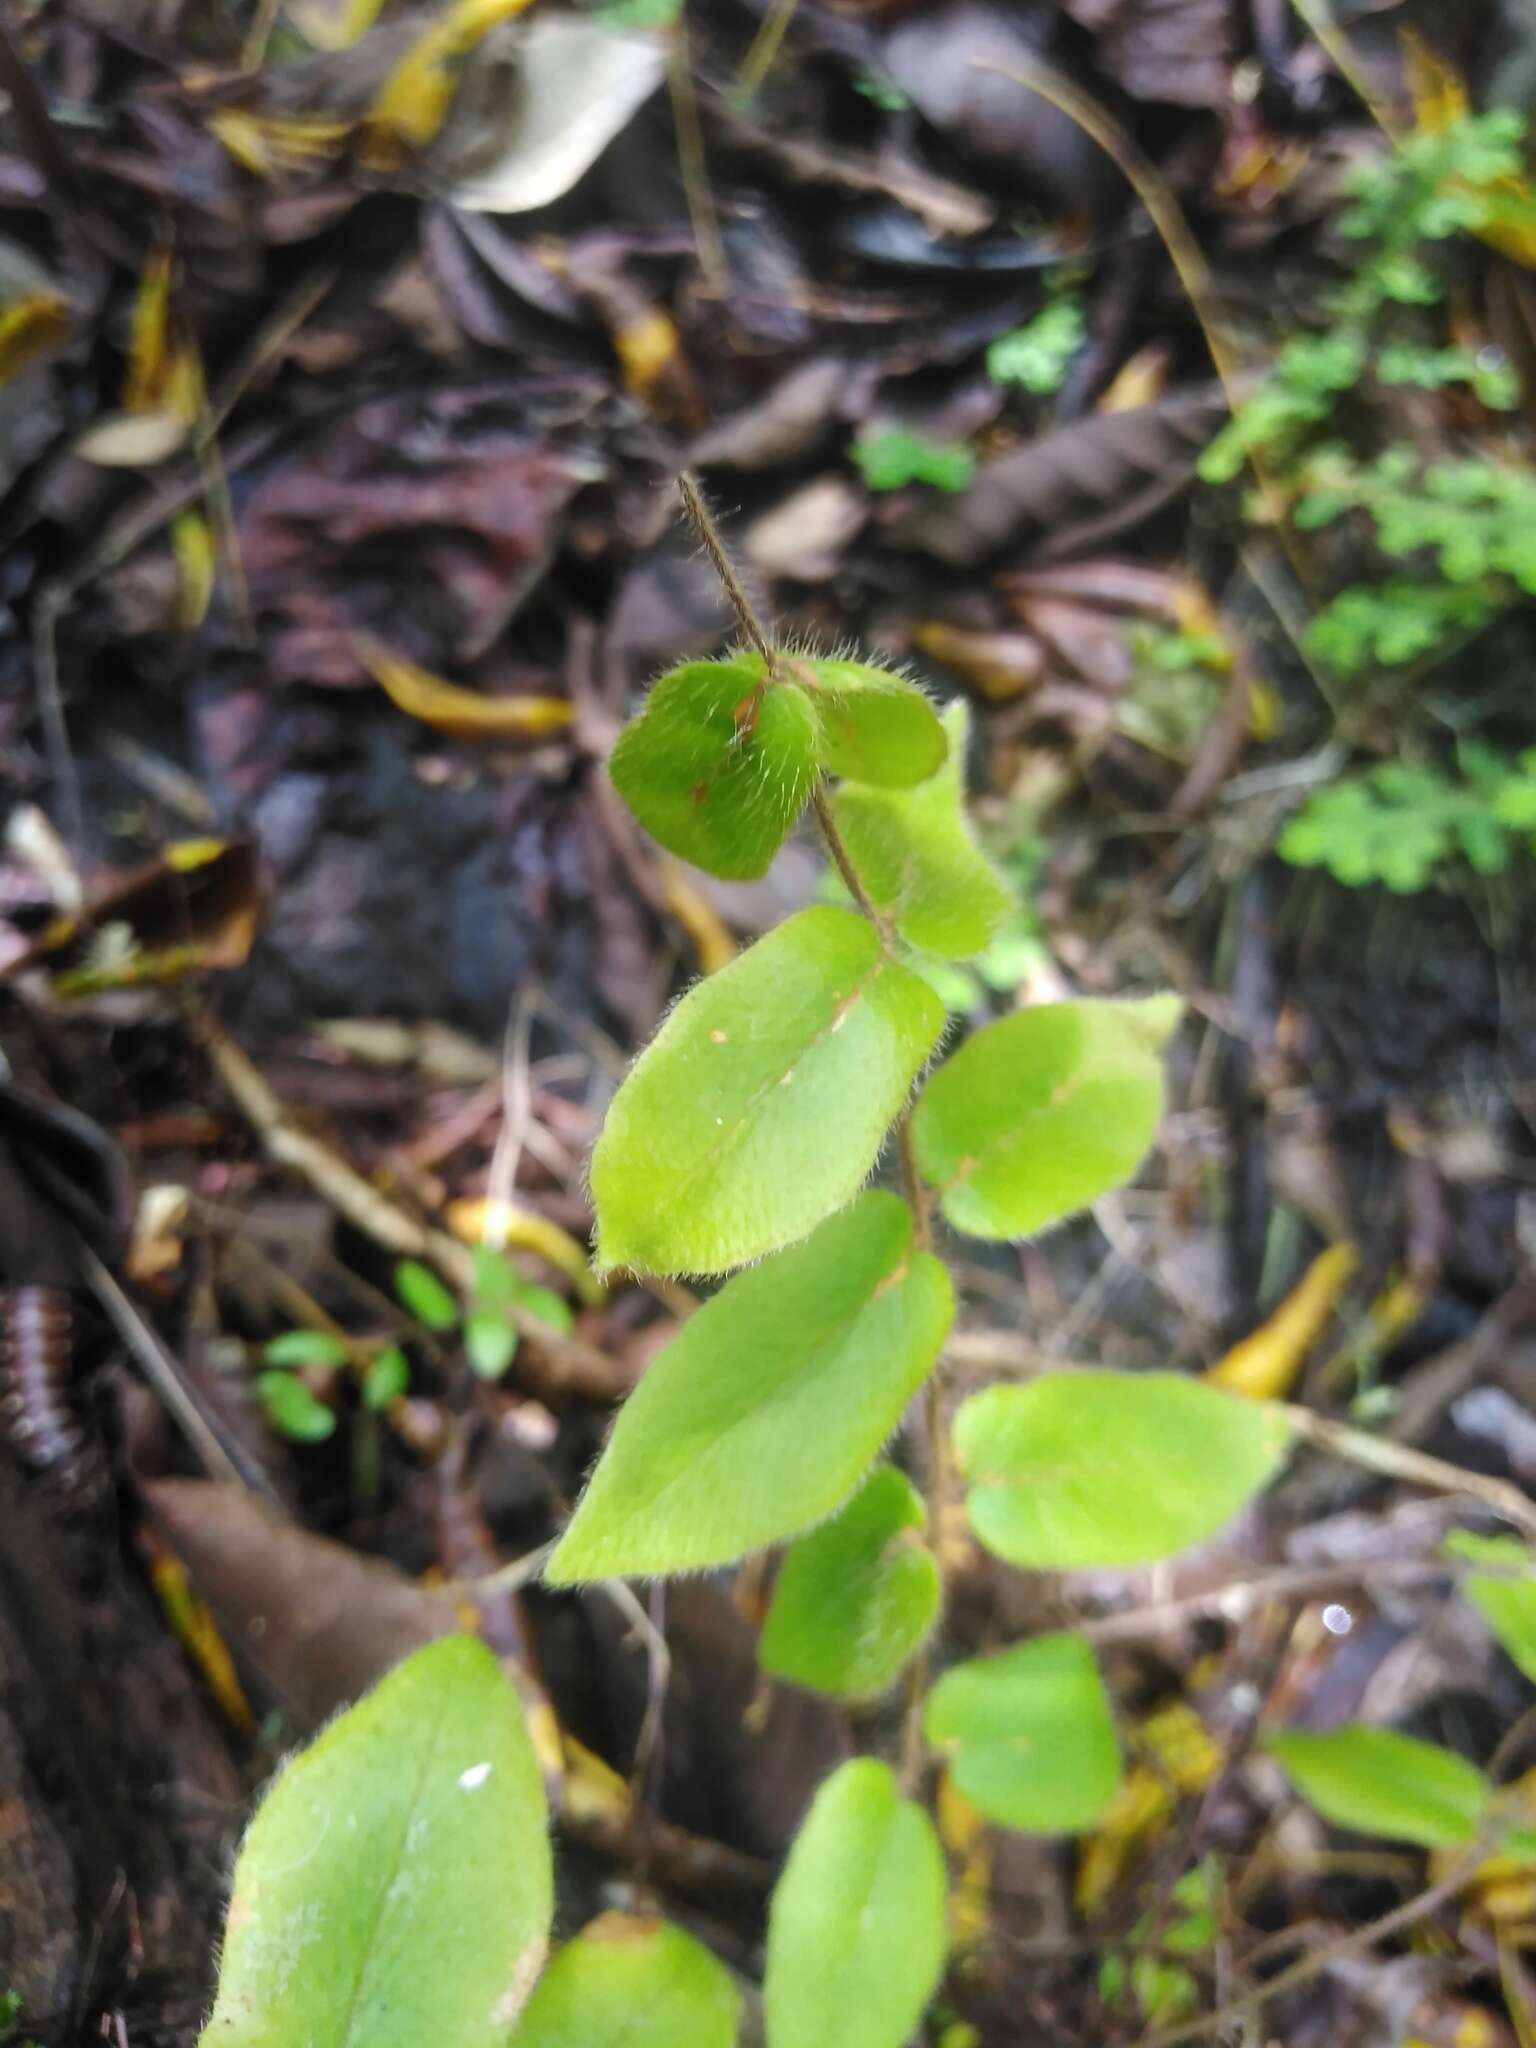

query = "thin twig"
77;1243;272;1496
733;0;801;100
1074;1554;1491;1646
188;1001;631;1403
676;471;776;666
1284;0;1403;139
241;0;283;72
483;985;535;1243
978;55;1241;397
1145;1701;1536;2048
1142;1844;1482;2048
667;19;727;295
1283;1400;1536;1541
978;54;1317;613
32;586;83;855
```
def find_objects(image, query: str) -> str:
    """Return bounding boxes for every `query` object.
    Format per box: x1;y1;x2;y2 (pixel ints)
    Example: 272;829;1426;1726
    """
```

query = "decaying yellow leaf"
1206;1242;1359;1402
124;245;174;413
1403;31;1536;269
556;1728;629;1827
357;636;574;740
938;1773;994;1952
912;620;1046;703
79;243;207;466
357;0;537;172
1431;1767;1536;1929
1097;343;1170;414
124;245;203;423
19;840;262;994
287;0;389;51
146;1533;255;1734
1076;1702;1222;1916
1402;29;1471;138
208;107;353;178
0;290;69;384
445;1197;604;1306
659;859;737;975
172;508;217;629
611;304;702;425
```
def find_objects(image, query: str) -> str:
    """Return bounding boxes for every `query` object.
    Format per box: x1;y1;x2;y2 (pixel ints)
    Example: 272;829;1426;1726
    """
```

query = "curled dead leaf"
1207;1243;1359;1402
450;16;668;215
356;636;573;740
898;385;1234;567
359;0;537;173
912;621;1047;702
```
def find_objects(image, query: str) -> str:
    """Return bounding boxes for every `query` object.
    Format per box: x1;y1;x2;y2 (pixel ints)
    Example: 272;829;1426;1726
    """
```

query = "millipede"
0;1285;103;1502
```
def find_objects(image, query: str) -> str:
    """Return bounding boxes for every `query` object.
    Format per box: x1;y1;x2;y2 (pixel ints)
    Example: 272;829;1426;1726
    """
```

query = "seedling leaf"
1265;1724;1488;1848
911;996;1180;1238
546;1193;952;1581
760;1466;940;1698
764;1759;947;2048
954;1370;1291;1568
511;1912;739;2048
199;1636;552;2048
609;657;818;880
591;906;945;1275
831;700;1014;958
924;1633;1121;1832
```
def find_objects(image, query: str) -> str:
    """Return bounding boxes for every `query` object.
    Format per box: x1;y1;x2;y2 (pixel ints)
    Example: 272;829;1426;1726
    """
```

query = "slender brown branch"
1142;1843;1483;2048
896;1114;934;1255
676;471;776;666
734;0;801;99
667;24;727;294
1074;1555;1492;1646
1283;1400;1536;1541
1284;0;1403;139
1144;1704;1536;2047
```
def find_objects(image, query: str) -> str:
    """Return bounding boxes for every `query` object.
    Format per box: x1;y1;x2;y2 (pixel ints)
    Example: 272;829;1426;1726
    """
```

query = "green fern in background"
1280;747;1536;892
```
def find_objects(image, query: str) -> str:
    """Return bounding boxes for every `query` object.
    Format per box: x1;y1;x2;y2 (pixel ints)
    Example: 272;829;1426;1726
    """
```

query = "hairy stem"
676;471;777;668
811;783;886;930
679;462;947;1792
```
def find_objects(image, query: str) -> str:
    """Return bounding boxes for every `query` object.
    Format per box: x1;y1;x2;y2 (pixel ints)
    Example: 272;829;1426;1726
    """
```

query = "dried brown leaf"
896;384;1231;566
1065;0;1236;110
144;1479;454;1725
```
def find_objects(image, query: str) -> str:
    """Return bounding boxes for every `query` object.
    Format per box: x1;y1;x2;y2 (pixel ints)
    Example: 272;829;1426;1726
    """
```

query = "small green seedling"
986;291;1085;396
255;1250;577;1442
851;429;976;493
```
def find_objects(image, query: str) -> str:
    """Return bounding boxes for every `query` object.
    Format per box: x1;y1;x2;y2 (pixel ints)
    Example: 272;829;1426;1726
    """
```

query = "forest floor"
1;0;1535;2041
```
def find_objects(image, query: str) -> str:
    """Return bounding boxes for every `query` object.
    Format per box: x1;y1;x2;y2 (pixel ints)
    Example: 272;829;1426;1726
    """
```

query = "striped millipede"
0;1285;104;1501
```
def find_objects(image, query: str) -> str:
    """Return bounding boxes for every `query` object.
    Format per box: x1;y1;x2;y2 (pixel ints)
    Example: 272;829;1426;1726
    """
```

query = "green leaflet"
547;1194;952;1582
798;657;949;787
924;1633;1121;1833
512;1913;739;2048
760;1466;940;1699
609;657;819;880
263;1328;348;1368
953;1371;1292;1569
199;1637;552;2048
1445;1532;1536;1684
255;1369;336;1442
911;995;1181;1239
764;1759;948;2048
1265;1725;1488;1848
831;700;1014;958
395;1257;459;1330
591;906;945;1275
